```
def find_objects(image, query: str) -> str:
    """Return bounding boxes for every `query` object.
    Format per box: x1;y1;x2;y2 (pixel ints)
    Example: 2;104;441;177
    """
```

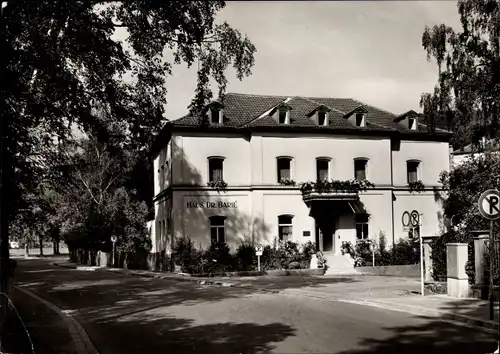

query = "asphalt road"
11;258;497;354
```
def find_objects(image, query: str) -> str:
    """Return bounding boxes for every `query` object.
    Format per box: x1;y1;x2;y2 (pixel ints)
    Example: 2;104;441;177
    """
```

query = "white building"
150;93;451;271
450;138;496;167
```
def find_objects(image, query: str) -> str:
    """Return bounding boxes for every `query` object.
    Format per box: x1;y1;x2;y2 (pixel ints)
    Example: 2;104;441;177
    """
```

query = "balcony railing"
300;179;375;202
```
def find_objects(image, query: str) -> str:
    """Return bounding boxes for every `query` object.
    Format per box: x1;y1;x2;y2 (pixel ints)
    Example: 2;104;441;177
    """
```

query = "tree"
0;1;256;273
52;135;152;266
420;0;500;150
439;151;500;234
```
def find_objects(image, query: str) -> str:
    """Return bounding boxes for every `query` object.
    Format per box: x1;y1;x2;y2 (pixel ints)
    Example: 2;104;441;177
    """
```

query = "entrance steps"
323;252;355;275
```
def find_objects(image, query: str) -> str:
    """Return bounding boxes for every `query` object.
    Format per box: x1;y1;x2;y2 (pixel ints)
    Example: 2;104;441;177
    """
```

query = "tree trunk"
39;238;43;257
24;244;29;258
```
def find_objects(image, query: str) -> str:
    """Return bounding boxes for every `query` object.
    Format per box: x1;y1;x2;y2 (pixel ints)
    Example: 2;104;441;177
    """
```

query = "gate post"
446;243;469;298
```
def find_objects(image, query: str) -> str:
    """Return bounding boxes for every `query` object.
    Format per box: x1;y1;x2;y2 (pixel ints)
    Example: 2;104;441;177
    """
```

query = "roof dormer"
206;101;225;125
394;110;422;131
307;104;331;126
343;106;368;128
271;102;292;125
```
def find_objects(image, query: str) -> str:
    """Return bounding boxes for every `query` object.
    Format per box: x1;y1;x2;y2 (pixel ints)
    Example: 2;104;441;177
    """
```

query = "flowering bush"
316;251;328;269
279;178;296;186
408;180;425;193
207;179;228;192
300;178;375;196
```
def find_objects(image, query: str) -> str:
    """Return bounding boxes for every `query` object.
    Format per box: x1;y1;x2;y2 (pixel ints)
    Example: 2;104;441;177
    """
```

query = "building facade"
150;93;451;263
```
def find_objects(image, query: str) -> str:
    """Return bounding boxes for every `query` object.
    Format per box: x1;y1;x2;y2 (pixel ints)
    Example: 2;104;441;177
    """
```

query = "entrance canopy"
308;199;367;218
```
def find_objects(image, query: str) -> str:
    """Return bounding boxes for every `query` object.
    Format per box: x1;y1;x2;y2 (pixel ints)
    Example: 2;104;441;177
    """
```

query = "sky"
160;1;462;121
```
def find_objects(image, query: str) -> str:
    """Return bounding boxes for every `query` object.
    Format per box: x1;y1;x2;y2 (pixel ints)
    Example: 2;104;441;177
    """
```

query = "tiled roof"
169;93;452;136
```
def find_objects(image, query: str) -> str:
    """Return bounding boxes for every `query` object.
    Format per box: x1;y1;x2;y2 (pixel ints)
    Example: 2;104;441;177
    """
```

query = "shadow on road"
14;259;361;324
335;298;498;354
87;315;295;354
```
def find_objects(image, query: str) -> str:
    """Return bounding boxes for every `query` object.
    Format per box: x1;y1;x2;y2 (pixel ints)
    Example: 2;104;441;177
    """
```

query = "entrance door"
315;220;334;252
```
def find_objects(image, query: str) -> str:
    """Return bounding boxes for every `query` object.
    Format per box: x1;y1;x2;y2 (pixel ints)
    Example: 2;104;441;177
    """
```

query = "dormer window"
318;112;327;126
279;110;287;124
408;117;417;130
394;110;422;130
210;108;222;124
307;105;331;126
274;102;292;125
206;101;225;125
343;106;368;127
355;113;365;127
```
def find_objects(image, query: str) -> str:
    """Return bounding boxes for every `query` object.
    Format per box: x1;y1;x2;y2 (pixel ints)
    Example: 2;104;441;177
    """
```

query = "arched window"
278;214;294;241
353;158;369;181
208;156;225;182
277;157;293;182
209;215;226;244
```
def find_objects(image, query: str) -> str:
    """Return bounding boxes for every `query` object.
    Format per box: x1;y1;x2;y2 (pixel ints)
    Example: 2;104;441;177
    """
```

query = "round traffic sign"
478;189;500;220
410;210;420;227
111;235;117;243
401;211;411;227
254;244;263;252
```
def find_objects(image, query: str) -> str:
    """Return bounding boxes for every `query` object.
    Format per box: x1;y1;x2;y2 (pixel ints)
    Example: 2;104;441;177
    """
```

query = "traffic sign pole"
477;189;500;353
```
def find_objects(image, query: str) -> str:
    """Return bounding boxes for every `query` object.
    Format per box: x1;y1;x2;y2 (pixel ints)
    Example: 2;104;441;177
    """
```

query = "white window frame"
317;111;328;126
278;214;294;242
207;156;225;182
406;159;421;183
316;157;331;181
210;108;222;124
355;214;369;240
276;156;293;182
353;158;369;181
209;215;226;244
278;108;290;124
408;117;417;130
355;113;365;127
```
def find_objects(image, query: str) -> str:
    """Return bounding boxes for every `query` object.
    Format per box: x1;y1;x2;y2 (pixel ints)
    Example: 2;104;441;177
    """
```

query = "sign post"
478;189;500;354
255;244;263;272
409;210;424;297
111;235;117;268
403;210;424;296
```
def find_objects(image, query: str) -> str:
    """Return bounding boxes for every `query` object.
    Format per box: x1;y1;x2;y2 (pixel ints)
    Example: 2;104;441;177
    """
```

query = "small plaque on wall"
303;231;311;237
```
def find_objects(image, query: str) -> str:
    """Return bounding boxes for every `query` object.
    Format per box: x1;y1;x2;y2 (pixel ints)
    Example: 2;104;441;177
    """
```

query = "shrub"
202;242;234;273
392;238;420;265
235;239;257;271
260;238;315;270
172;236;203;274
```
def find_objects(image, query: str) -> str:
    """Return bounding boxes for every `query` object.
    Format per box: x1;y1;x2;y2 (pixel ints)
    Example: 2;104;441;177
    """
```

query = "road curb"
14;286;99;354
335;298;498;334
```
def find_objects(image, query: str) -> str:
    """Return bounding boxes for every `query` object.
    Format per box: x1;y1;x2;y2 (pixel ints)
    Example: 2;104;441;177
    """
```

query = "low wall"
354;264;420;277
189;268;326;278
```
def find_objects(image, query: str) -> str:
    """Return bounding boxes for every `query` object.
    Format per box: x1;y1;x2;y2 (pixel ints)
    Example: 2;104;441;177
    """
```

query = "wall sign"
186;201;238;209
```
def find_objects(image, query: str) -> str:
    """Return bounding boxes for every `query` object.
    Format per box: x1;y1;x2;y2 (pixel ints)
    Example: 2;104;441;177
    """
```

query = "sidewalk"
53;260;500;333
1;287;77;354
